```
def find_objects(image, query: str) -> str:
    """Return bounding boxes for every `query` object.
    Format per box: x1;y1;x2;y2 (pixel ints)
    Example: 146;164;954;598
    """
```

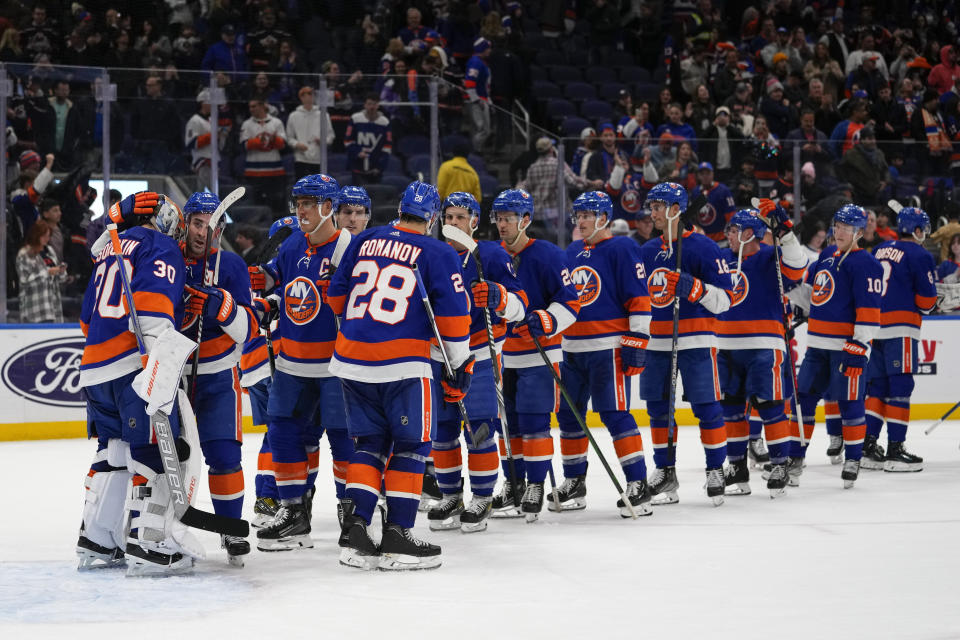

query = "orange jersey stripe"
208;470;244;495
132;290;174;318
855;307;880;325
914;294;938;312
879;310;921;327
523;437;554;458
346;462;382;491
625;296;651;313
467;450;499;472
280;337;336;360
435;314;470;339
274;461;307;482
808;318;854;336
384;469;424;493
650;317;716;337
715;319;785;336
503;333;562;352
199;333;237;359
81;331;138;366
335;335;431;362
566;318;629;336
700;426;727;446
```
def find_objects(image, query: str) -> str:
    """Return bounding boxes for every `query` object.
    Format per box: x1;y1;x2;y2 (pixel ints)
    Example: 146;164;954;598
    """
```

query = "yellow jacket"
436;156;482;202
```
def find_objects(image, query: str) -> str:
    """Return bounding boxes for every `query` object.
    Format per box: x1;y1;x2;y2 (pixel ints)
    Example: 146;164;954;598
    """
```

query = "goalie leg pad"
125;460;206;563
79;443;133;569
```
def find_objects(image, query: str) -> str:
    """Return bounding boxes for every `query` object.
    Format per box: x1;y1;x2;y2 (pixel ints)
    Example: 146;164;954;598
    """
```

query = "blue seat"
536;49;565;66
479;174;500;198
531;80;561;100
545;98;577;123
441;133;471;155
580;99;613;122
561;116;592;138
652;67;667;84
528;65;548;83
325;153;348;173
599;82;627;102
635;82;660;101
607;51;636;67
383;154;406;175
563;82;597;102
395;134;429;158
382;174;412;191
587;66;618;85
619;67;651;84
547;65;582;84
406;153;432;177
466;153;486;175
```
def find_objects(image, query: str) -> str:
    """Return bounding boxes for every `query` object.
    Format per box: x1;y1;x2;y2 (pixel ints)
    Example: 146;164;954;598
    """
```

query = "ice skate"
766;462;788;498
125;543;194;577
339;501;380;570
76;534;125;571
827;435;844;464
303;485;316;521
379;523;441;571
617;479;653;517
723;458;751;495
427;493;464;531
705;467;725;506
841;458;860;489
251;496;279;529
747;437;770;468
459;496;493;533
547;474;587;512
860;435;886;470
649;466;679;505
222;535;250;567
764;458;803;487
521;482;544;523
418;473;442;512
256;502;313;551
490;479;525;518
884;442;923;472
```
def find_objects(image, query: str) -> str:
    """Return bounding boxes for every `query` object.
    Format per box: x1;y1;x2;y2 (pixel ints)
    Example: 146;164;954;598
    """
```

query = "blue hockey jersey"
872;240;938;340
805;246;882;351
690;181;736;242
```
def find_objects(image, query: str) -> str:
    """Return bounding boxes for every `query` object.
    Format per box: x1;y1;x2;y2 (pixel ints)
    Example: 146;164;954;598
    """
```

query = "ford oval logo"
1;337;85;407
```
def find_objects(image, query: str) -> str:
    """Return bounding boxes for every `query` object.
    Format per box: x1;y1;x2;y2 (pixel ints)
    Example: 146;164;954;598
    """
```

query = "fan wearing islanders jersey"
715;204;805;498
605;154;651;223
862;207;939;473
690;162;736;242
792;204;883;489
639;182;734;506
557;191;653;517
326;181;472;571
491;189;580;521
77;192;197;575
247;175;355;552
427;192;527;534
179;192;258;562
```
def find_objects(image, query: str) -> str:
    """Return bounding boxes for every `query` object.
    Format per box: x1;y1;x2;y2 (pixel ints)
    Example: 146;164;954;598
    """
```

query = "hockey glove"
515;309;556;340
664;271;705;303
185;285;237;325
471;280;508;313
107;191;160;226
839;340;869;377
620;332;649;376
756;198;793;237
252;294;280;326
248;265;275;293
442;354;476;403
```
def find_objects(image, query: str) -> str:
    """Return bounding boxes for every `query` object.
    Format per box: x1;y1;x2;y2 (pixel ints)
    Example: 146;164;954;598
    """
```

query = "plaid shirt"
16;246;64;323
517;154;586;211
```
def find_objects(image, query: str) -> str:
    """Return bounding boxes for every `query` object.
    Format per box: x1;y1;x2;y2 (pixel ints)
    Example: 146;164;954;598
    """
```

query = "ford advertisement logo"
1;336;85;407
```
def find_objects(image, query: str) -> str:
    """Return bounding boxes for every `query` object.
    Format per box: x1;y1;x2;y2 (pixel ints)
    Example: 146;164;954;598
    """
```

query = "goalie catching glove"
441;354;475;403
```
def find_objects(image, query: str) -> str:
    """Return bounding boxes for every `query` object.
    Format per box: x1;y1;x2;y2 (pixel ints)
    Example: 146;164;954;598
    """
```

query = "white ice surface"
1;425;959;640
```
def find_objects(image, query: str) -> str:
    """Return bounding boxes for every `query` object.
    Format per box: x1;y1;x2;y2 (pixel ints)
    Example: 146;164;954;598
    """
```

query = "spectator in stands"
688;84;715;137
232;225;262;265
38;198;63;263
621;102;654;151
398;7;428;45
634;211;656;244
799;218;827;263
690;161;735;241
846;53;886;100
800;161;827;208
134;18;172;67
247;6;291;71
644;132;676;172
437;140;481;202
713;47;743;103
762;26;802;72
650;86;673;127
172;24;204;69
10;152;54;236
897;76;920;124
804;78;841;136
748;115;781;192
785;108;831;166
585;0;620;65
700;105;743;184
936;233;960;281
287;86;335;180
573;127;598;177
876;208;899;242
655;103;697;148
729;158;759;207
239;98;287;207
931;205;960;262
357;14;386;75
20;4;60;61
928;45;960;96
202;24;247;78
85;189;121;253
586;122;628;183
871;84;909;154
846;32;889;81
680;47;710;98
829;98;869;158
859;210;883;250
345;94;392;185
724;82;756;133
760;79;795;139
0;27;24;63
911;89;951;176
613;90;634;126
805;41;846;103
185;90;214;190
48;80;80;170
516;136;588;227
464;38;493;153
16;219;65;324
807;181;854;225
130;75;181;152
654;140;698;190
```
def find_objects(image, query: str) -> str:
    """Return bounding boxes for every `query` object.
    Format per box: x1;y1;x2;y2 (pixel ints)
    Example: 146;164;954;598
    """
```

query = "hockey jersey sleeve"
912;249;939;313
217;251;258;344
483;244;529;323
778;231;808;283
691;237;733;315
850;254;883;345
542;245;580;335
617;240;652;334
425;244;472;368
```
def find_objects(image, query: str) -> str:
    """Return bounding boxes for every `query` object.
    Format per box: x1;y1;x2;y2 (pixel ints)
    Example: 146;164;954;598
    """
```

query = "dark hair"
800;219;826;245
949;233;960;256
40;198;59;213
451;140;471;157
109;189;122;204
364;93;379;103
25;219;50;247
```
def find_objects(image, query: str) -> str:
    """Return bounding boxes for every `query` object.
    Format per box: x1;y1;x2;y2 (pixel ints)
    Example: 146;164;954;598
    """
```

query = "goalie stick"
107;223;249;538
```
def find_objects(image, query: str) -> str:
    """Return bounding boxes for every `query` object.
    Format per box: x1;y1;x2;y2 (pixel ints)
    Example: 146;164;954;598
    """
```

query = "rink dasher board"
1;318;958;441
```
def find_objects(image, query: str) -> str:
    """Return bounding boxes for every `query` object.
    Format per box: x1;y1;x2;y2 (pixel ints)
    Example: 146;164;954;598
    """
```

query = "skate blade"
125;557;194;578
883;461;923;472
76;551;126;571
768;486;787;499
339;548;379;570
378;553;441;571
547;498;587;512
843;479;856;489
490;507;524;518
725;484;752;496
619;502;653;518
523;512;540;523
256;534;314;552
651;491;679;505
251;514;276;529
710;495;725;507
829;454;843;465
460;520;489;533
227;555;245;568
428;517;462;531
860;460;884;470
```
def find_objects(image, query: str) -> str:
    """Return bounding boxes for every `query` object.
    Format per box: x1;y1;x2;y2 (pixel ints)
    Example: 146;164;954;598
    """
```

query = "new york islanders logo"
621;189;642;214
571;266;602;306
729;271;749;306
811;270;835;306
285;277;321;324
647;267;675;308
698;203;717;228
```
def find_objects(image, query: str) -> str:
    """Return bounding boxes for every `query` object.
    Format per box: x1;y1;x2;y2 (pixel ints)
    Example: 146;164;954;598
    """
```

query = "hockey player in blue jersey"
427;191;527;533
557;191;654;516
327;181;473;570
639;182;734;506
863;207;939;472
180;192;258;564
715;205;806;497
336;185;373;234
250;174;356;551
791;204;883;488
491;188;580;521
77;191;205;576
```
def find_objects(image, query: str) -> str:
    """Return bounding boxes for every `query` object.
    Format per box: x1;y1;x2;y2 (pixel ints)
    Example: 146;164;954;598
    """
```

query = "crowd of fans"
4;1;960;322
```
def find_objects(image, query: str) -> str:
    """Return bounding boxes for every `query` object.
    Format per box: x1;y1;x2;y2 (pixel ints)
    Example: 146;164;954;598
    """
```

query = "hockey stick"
442;225;523;508
107;223;249;538
925;400;960;435
665;210;684;468
752;198;806;447
212;187;245;285
188;187;244;399
528;335;638;519
410;262;490;448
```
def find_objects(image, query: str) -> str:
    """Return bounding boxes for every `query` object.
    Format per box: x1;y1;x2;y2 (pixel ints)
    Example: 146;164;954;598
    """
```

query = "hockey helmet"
398;181;442;229
184;191;220;216
153;195;187;245
442;191;481;230
644;181;688;212
571;190;614;220
897;207;931;238
291;174;340;211
269;215;300;238
490;188;534;223
727;208;768;240
833;204;868;230
338;185;372;216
